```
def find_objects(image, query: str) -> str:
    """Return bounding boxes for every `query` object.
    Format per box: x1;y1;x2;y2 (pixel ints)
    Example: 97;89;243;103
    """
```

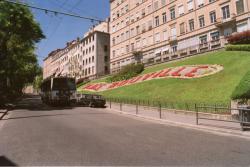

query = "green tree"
133;51;143;64
0;1;45;100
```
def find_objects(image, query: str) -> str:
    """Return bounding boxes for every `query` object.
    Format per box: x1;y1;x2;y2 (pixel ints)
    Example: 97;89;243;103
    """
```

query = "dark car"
90;94;106;108
76;93;92;106
76;94;106;108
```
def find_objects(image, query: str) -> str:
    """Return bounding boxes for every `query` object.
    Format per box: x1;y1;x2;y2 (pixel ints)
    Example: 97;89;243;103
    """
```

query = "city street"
0;96;250;166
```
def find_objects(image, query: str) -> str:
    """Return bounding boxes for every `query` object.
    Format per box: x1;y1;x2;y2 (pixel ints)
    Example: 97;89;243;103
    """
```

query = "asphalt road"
0;96;250;166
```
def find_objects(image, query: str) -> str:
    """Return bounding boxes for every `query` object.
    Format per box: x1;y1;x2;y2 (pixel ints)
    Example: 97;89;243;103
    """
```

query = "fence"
106;97;250;131
196;105;250;131
106;97;231;114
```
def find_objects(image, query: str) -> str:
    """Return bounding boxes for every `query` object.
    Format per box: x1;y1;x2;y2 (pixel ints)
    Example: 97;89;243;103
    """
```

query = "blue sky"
25;0;110;66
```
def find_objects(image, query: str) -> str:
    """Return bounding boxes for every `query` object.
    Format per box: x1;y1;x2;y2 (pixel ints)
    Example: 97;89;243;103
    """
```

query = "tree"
0;1;45;100
132;51;143;64
231;70;250;104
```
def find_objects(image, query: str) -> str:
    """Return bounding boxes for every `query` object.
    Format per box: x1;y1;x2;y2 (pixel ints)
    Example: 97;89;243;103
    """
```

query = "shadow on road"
13;95;74;112
0;156;17;166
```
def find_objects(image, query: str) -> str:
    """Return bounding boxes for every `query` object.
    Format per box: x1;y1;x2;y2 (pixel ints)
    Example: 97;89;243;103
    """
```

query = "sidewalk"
106;102;250;139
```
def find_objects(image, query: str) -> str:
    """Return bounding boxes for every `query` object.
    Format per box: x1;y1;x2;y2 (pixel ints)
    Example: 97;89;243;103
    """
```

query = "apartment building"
43;21;110;81
110;0;250;73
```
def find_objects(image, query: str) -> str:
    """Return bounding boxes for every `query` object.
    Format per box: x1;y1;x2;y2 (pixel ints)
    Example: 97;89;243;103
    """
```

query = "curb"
105;108;250;140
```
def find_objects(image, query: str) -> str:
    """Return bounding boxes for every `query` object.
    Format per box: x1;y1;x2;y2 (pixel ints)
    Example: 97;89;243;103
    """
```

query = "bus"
40;77;76;105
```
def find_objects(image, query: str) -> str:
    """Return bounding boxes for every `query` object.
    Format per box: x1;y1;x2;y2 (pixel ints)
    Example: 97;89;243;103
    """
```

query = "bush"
107;64;144;83
227;30;250;44
226;44;250;51
76;79;90;88
231;71;250;101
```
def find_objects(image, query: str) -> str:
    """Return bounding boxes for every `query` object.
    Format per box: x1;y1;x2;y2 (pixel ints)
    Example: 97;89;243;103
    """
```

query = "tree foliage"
231;70;250;103
0;1;45;101
106;64;144;83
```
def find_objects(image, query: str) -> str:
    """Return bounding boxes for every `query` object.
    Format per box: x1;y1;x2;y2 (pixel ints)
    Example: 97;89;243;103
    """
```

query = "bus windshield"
52;78;76;90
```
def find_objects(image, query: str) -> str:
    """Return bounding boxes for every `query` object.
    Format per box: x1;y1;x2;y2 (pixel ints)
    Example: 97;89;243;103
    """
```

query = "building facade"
43;21;110;81
110;0;250;73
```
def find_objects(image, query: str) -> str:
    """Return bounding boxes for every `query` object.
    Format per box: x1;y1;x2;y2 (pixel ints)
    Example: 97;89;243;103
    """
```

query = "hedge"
231;70;250;100
107;64;144;83
227;30;250;44
226;44;250;52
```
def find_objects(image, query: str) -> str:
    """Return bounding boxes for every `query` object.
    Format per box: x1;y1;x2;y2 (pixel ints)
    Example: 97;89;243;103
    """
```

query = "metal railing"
195;105;250;131
106;98;250;131
106;97;230;114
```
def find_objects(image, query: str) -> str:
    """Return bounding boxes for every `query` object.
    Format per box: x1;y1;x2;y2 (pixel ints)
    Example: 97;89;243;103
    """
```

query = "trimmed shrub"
231;71;250;101
226;44;250;51
227;30;250;44
76;79;90;88
107;64;144;83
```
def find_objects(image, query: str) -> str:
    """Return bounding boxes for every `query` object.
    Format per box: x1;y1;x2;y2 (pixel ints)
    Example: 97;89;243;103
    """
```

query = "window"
199;15;205;28
199;35;207;44
210;11;216;23
136;40;141;48
178;5;184;16
180;22;185;34
210;31;220;41
172;45;177;52
170;26;177;39
148;35;153;45
142;23;146;32
142;8;146;17
131;43;135;51
170;8;175;20
162;12;167;23
154;1;159;10
163;30;168;41
148;5;152;13
126;31;130;39
112;50;116;58
142;38;147;46
161;0;166;6
104;45;108;52
187;0;193;11
197;0;204;7
148;20;153;30
189;19;194;31
222;5;230;19
155;33;160;42
236;0;244;15
131;28;135;37
155;16;160;27
126;45;129;53
136;26;140;35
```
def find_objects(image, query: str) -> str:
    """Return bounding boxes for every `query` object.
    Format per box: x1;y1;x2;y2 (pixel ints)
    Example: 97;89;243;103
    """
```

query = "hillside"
78;51;250;105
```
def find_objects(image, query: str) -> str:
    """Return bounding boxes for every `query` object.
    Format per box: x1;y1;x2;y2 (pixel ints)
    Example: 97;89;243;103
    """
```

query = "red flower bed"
171;67;186;77
158;69;171;77
142;72;157;81
185;66;209;77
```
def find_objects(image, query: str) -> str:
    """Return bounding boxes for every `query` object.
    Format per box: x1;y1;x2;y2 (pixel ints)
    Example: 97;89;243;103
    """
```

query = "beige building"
43;21;110;81
110;0;250;73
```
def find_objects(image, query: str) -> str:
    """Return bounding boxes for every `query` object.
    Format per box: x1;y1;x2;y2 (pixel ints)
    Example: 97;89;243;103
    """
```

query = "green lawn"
79;51;250;106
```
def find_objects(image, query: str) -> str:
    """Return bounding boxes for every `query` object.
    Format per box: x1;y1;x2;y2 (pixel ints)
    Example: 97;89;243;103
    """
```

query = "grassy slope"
94;51;250;104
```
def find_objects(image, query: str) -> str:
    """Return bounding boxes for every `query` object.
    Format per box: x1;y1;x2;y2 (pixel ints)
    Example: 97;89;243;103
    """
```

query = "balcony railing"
169;36;177;43
215;13;236;27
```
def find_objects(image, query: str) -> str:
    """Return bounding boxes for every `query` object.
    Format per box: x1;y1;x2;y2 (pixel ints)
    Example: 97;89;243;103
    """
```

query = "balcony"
168;36;178;44
215;13;236;27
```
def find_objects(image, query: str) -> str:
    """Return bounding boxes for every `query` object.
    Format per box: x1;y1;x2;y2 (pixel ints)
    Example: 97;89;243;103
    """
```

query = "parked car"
76;93;92;106
90;94;106;108
76;94;106;108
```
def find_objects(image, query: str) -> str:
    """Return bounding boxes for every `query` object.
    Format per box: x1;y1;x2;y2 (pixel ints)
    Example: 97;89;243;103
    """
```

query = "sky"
23;0;110;66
